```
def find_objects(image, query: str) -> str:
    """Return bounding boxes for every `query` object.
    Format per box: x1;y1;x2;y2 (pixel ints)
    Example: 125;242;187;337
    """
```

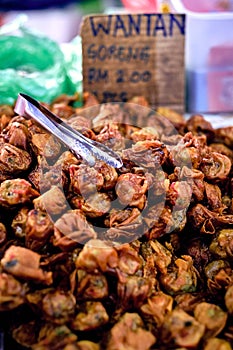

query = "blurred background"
0;0;123;42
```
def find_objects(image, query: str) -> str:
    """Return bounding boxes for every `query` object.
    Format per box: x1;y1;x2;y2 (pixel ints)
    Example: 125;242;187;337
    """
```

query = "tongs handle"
14;93;123;169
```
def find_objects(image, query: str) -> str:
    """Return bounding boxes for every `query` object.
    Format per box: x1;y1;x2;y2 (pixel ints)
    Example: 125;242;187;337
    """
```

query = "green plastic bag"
0;19;82;105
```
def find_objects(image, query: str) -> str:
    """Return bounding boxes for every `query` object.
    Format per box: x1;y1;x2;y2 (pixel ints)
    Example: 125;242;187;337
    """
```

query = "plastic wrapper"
0;17;82;105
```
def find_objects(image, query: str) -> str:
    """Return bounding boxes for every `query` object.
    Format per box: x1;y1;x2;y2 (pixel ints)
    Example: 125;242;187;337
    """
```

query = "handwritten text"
89;14;185;38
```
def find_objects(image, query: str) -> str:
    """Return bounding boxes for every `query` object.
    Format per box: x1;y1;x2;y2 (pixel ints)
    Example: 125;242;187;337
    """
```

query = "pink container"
121;0;158;13
172;0;233;112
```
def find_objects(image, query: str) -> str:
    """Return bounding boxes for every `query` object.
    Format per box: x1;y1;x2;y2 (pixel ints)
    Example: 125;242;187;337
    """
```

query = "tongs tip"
14;93;123;169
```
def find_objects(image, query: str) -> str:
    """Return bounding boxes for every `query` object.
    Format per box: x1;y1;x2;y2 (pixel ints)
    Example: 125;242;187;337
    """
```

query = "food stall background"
0;0;125;106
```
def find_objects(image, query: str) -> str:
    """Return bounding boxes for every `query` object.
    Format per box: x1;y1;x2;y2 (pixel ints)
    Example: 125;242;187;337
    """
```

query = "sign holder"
81;13;185;112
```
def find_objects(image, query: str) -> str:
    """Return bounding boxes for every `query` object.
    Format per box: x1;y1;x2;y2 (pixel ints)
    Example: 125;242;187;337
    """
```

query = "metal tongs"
14;93;123;168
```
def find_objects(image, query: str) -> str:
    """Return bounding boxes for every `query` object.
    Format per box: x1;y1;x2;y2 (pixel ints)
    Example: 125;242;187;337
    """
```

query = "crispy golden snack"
0;95;233;350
